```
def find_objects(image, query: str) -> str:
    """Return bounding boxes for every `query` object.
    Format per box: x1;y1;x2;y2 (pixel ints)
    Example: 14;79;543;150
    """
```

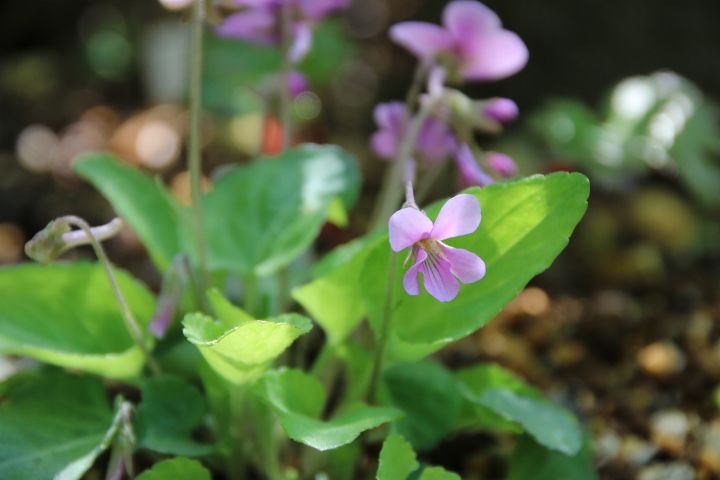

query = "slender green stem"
366;253;398;404
404;61;428;109
62;216;161;376
244;273;259;316
188;0;211;299
310;343;336;378
415;157;449;205
370;98;439;231
280;2;293;151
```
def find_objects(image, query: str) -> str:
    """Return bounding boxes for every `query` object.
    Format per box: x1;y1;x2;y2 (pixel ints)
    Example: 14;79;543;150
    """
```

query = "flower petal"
454;143;495;188
421;253;459;302
431;191;482;240
371;131;398;159
373;102;407;132
442;244;486;283
417;117;455;164
461;30;528;81
444;1;501;41
288;21;313;63
389;22;454;60
216;10;276;43
388;208;433;252
484;97;519;123
402;248;427;296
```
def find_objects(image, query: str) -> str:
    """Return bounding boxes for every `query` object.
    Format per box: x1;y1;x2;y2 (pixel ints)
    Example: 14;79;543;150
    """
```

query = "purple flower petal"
487;151;517;177
374;102;407;131
444;0;501;40
371;130;397;159
288;21;313;63
461;29;528;81
299;0;351;20
420;253;459;302
442;244;486;283
388;208;433;252
389;22;454;60
417;117;455;163
216;9;277;44
454;143;495;188
431;193;482;241
288;70;309;97
403;247;427;296
484;97;519;123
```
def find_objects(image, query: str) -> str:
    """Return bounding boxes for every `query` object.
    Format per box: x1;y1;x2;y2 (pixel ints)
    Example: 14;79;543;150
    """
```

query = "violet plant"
0;1;592;479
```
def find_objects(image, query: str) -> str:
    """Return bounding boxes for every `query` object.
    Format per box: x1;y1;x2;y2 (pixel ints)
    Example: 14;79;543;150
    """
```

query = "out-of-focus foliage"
530;72;720;207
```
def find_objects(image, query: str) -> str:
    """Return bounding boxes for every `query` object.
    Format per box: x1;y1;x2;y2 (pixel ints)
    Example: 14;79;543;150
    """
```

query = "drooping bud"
24;217;123;264
486;152;518;177
484;98;519;124
446;90;502;134
149;254;190;338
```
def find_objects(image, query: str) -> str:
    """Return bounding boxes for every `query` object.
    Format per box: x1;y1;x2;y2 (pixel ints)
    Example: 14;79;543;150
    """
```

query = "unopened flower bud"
24;217;123;264
446;90;502;134
484;98;519;124
487;152;518;177
24;219;71;264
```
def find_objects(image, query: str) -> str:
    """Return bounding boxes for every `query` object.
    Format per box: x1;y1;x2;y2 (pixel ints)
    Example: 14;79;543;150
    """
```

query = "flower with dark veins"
389;192;486;302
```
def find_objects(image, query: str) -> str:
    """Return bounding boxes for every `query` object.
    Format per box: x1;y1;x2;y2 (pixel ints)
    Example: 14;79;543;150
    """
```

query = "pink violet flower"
218;0;350;63
455;143;494;188
390;0;528;82
486;151;517;177
389;194;486;302
371;102;456;166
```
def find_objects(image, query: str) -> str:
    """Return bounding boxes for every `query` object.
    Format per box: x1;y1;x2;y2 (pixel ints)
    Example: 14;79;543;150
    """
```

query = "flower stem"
366;252;398;403
370;97;439;231
61;216;161;376
188;0;211;300
280;2;293;151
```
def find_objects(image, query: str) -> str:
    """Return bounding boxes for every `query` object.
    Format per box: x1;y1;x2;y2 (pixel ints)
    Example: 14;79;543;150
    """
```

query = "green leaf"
293;236;382;345
361;173;589;361
183;292;312;384
383;361;463;451
0;371;123;480
137;457;212;480
377;433;418;480
136;376;215;456
507;435;597;480
255;368;401;451
457;364;582;455
418;467;462;480
201;144;360;275
74;153;182;271
0;262;155;378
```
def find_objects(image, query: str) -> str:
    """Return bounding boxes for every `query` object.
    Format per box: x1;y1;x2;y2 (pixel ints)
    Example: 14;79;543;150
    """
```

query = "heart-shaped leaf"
0;263;155;378
183;290;312;384
201;144;360;275
254;368;401;451
457;364;582;455
136;376;215;456
137;457;212;480
507;435;597;480
74;153;182;271
0;371;125;480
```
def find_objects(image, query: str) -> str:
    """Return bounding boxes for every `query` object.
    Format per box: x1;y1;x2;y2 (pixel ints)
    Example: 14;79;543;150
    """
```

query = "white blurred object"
158;0;195;11
142;22;190;103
